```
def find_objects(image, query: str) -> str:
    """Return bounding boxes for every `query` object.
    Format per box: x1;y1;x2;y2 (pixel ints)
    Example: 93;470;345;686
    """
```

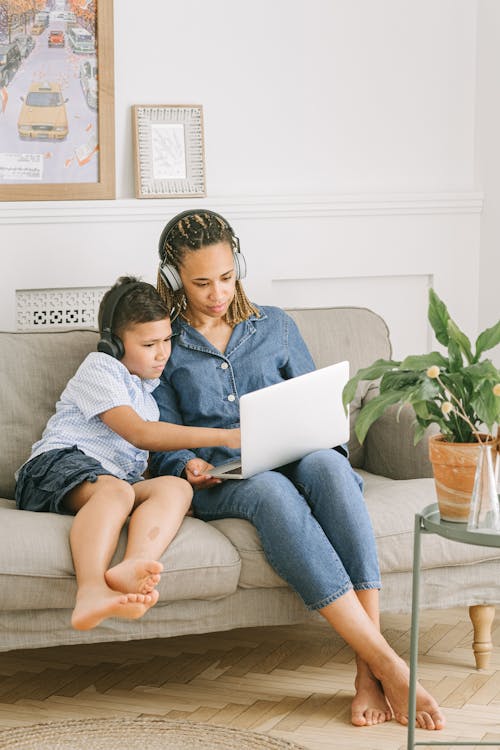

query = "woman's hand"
184;458;222;489
224;428;241;450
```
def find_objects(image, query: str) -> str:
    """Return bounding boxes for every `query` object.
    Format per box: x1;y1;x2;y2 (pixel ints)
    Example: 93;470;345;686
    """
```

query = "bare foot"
72;586;159;631
377;654;446;730
352;661;392;726
105;559;163;595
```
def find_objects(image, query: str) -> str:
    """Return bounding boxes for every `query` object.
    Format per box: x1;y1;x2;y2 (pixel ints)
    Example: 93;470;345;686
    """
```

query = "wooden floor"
0;607;499;750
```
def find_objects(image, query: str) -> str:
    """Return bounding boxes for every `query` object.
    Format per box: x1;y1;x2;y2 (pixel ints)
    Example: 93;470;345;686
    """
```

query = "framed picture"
0;0;115;201
132;104;206;199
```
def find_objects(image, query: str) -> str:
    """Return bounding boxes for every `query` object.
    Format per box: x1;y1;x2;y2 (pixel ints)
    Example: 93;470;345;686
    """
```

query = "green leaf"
471;381;500;430
400;352;448;370
354;390;403;444
464;360;500;382
447;319;473;365
428;289;450;347
380;371;420;393
476;319;500;359
447;337;463;372
342;359;399;409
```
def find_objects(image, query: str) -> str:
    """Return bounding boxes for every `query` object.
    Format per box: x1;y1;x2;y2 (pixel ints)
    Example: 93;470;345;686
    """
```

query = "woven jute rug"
0;716;308;749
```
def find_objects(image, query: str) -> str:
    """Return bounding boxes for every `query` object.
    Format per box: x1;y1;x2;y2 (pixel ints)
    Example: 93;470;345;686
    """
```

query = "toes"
415;711;445;730
432;711;446;730
351;711;367;727
394;711;409;726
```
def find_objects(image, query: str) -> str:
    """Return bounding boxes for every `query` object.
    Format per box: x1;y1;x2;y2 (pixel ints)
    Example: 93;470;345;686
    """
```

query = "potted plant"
342;289;500;522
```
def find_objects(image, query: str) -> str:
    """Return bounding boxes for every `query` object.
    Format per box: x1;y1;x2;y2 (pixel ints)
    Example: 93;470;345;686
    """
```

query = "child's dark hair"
98;276;169;337
157;211;259;326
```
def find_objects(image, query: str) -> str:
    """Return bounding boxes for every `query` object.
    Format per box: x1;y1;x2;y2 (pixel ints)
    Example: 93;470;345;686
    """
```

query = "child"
15;276;240;632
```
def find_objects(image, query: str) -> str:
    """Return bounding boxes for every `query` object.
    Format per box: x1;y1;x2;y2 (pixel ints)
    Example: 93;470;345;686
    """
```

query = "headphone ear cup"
233;251;247;281
97;333;124;360
160;262;183;293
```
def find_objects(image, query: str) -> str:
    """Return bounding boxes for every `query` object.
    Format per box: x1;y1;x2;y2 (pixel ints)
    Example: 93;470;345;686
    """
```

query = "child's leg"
105;476;192;595
64;475;159;631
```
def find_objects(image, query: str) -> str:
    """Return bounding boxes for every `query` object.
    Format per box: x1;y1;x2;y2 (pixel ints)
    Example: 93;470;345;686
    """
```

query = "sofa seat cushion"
0;500;241;610
210;518;287;589
361;471;500;574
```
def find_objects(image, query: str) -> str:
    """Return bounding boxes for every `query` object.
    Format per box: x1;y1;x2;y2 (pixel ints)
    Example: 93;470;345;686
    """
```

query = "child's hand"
225;428;241;450
184;458;221;488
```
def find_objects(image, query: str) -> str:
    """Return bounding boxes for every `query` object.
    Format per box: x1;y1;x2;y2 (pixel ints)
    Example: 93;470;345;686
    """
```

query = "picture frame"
0;0;115;201
132;104;206;199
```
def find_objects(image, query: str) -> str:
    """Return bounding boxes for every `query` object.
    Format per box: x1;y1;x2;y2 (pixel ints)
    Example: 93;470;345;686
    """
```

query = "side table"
408;503;500;749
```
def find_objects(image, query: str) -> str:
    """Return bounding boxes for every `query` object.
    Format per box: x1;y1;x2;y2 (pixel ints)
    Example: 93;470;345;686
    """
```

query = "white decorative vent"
16;287;108;331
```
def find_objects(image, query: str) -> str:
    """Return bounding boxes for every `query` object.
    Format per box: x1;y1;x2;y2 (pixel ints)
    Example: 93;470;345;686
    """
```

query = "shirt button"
221;362;229;370
227;394;235;402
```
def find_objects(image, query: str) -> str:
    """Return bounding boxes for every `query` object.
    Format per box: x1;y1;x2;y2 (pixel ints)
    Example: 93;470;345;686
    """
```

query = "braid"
157;212;260;325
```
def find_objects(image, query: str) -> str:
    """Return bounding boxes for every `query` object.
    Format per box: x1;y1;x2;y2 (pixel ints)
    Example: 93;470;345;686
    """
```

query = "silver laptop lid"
239;360;350;478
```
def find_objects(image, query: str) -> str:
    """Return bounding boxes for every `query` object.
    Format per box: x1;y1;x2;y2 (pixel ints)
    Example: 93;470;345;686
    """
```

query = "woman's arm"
100;406;240;451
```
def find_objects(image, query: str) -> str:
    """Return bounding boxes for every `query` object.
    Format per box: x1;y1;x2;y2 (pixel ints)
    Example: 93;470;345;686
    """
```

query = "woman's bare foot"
377;654;446;730
71;586;159;631
352;660;392;726
105;559;163;595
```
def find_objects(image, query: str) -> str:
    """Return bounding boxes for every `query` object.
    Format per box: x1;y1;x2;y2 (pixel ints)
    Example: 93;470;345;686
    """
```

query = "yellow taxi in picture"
18;81;69;140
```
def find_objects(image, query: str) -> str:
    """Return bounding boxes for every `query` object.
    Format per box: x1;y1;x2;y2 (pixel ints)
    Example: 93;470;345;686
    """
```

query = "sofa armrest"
361;396;439;480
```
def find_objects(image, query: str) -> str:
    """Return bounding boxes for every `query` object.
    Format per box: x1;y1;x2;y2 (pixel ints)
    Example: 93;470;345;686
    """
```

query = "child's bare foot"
71;586;159;631
352;661;392;726
105;559;163;595
377;654;445;730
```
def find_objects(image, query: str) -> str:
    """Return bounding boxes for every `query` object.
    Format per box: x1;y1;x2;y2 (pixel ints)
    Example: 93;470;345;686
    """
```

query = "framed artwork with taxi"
0;0;114;201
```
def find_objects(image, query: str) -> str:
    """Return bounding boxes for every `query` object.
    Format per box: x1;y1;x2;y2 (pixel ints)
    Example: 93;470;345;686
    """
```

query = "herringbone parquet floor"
0;607;499;750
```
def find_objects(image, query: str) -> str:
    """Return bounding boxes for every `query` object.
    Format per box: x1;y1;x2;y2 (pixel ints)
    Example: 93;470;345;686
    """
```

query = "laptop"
208;360;350;480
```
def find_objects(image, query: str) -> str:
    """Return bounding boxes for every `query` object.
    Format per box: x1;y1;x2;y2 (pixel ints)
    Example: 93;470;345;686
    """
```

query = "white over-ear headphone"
158;209;247;292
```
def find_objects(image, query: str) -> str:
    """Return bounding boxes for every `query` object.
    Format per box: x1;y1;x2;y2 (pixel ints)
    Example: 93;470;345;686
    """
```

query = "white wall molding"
0;192;483;225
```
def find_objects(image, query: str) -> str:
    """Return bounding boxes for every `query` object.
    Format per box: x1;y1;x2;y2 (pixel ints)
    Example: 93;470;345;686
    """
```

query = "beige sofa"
1;307;498;662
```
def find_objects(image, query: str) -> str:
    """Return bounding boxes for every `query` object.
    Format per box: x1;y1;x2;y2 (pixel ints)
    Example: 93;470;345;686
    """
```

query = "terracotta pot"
428;433;499;522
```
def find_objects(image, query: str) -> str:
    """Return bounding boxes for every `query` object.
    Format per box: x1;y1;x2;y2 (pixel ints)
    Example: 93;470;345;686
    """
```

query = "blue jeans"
193;449;381;610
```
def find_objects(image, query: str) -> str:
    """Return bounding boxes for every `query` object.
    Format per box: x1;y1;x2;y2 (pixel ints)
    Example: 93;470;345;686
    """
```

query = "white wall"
475;0;500;367
1;0;496;365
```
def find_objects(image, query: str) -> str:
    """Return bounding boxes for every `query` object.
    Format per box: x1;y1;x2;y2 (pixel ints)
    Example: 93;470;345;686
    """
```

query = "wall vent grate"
16;287;108;331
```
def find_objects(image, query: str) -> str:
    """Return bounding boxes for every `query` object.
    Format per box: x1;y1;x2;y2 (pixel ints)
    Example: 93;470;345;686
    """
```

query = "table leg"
407;513;422;750
469;604;495;670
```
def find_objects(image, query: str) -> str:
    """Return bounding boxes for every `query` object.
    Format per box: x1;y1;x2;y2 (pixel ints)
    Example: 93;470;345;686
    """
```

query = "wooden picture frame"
0;0;115;201
132;104;206;199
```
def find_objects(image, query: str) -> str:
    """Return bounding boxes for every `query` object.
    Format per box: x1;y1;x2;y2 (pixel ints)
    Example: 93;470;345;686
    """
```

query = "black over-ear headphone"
97;282;140;360
158;209;247;293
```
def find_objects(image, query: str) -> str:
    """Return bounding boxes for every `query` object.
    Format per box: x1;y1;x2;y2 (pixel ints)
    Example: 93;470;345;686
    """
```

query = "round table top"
419;503;500;548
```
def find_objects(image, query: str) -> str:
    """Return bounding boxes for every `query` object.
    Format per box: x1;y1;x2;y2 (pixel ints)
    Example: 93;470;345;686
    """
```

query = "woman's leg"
319;589;445;730
282;450;389;724
194;456;445;730
281;449;380;591
105;476;193;595
64;475;158;631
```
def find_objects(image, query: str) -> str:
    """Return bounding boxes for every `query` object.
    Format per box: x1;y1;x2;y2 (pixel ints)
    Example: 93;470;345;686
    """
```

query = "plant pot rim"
429;433;498;446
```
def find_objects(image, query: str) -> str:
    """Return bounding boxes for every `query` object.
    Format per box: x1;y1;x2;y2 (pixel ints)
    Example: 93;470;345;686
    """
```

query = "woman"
149;209;445;731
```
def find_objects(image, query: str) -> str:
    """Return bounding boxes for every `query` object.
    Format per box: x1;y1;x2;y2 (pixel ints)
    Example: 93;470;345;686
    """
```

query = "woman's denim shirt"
150;305;316;477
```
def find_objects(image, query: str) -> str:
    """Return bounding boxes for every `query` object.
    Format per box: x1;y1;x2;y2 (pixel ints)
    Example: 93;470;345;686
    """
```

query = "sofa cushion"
0;329;99;500
210;518;287;589
361;471;500;574
0;500;241;610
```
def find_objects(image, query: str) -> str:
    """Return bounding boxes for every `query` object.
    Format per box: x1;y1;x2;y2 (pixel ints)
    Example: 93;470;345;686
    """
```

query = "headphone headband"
158;209;246;294
158;209;238;262
97;282;141;360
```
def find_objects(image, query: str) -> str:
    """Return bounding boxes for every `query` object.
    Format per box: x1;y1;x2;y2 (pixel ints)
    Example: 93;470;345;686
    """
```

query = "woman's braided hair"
157;211;260;326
